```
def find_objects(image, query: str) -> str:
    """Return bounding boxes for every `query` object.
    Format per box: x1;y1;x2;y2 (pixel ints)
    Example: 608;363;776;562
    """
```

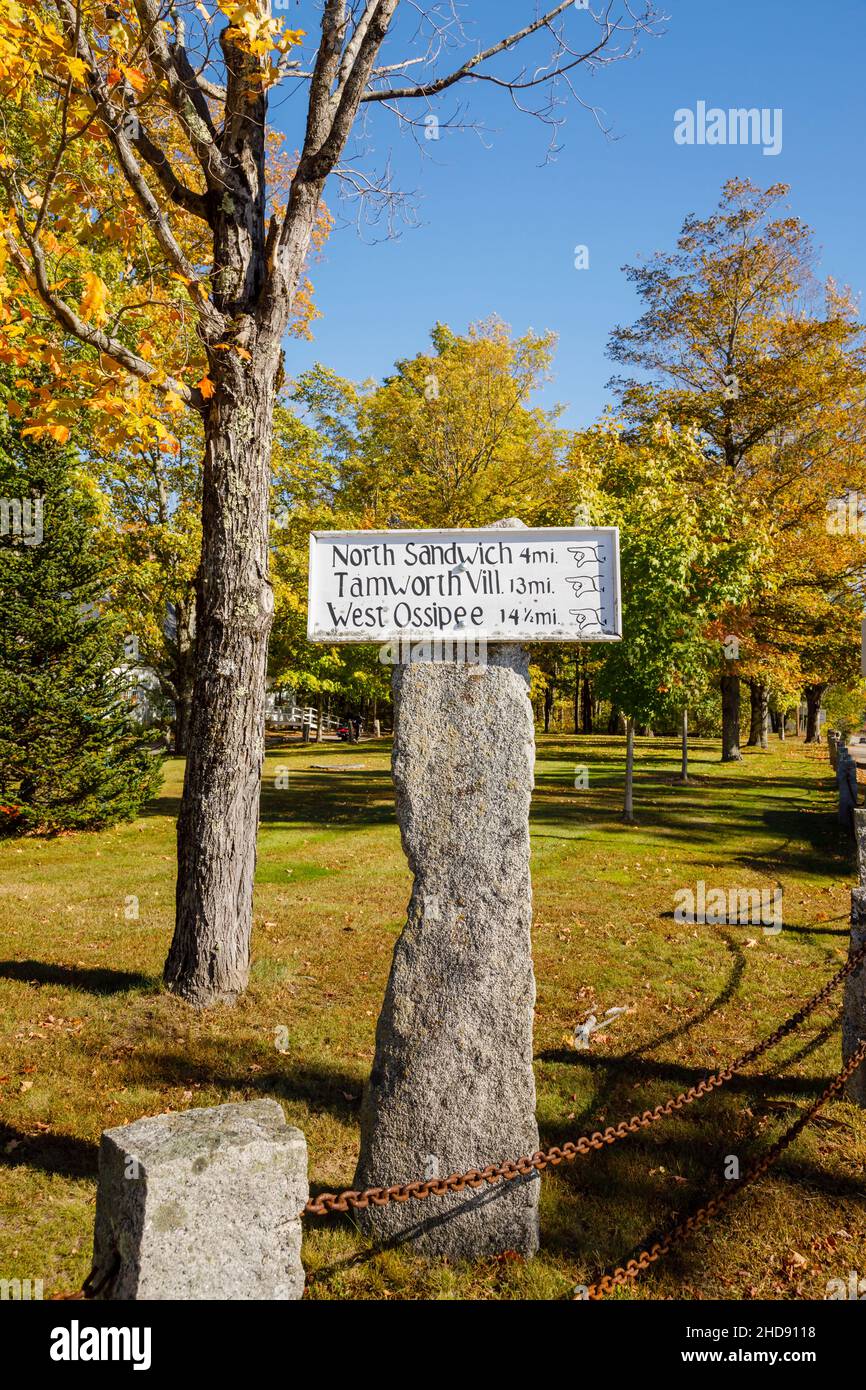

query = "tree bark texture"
166;362;277;1005
162;0;395;1004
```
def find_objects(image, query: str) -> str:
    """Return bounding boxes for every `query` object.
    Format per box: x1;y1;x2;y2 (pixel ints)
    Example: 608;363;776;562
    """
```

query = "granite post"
855;808;866;886
844;889;866;1107
354;520;540;1257
837;745;858;830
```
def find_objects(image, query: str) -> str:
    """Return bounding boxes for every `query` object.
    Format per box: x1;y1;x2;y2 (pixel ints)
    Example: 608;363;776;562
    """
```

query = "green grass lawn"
1;732;864;1300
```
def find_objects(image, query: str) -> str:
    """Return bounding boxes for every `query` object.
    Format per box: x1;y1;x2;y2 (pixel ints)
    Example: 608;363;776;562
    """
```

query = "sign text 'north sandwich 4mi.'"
307;527;622;644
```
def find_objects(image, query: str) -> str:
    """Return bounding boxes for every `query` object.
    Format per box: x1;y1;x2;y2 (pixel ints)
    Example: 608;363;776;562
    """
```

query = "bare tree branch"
129;0;229;184
296;0;401;186
360;1;611;102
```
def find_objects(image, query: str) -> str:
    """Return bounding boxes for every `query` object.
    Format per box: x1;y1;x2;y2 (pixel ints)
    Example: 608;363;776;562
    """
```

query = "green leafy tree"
0;396;162;833
573;422;752;819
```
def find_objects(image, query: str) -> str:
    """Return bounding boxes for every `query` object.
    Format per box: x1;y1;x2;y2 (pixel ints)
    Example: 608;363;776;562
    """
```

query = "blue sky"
277;0;866;428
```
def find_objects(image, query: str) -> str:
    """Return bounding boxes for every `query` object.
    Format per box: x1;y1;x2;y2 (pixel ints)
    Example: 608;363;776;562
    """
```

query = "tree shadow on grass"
655;912;850;937
534;1056;865;1287
138;794;182;819
725;807;853;879
0;1123;97;1179
633;929;747;1060
259;771;394;830
129;1047;365;1126
528;794;849;881
141;768;396;834
537;1050;836;1106
774;920;850;938
0;960;154;995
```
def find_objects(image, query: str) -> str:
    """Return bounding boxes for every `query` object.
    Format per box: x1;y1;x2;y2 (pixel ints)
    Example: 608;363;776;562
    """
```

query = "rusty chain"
583;1033;866;1300
49;940;866;1299
304;939;866;1216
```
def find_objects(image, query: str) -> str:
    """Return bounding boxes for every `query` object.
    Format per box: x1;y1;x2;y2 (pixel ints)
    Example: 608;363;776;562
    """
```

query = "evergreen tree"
0;400;162;834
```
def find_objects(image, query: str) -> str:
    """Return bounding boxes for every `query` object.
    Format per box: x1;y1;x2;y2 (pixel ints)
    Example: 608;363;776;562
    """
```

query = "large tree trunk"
721;673;742;761
159;13;338;1006
607;704;620;735
804;683;827;743
164;356;278;1006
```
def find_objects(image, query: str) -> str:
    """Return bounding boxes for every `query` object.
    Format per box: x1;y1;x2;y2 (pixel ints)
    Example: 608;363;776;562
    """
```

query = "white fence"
266;704;343;733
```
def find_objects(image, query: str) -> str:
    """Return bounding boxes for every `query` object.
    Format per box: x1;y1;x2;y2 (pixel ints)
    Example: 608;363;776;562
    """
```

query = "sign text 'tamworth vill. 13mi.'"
307;527;622;643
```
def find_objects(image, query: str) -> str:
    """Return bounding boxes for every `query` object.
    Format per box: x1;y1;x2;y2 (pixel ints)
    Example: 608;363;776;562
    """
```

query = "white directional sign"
307;526;621;644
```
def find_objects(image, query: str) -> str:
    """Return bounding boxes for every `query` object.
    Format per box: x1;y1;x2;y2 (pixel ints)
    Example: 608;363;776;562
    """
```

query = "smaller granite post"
843;890;866;1107
855;809;866;886
837;745;858;830
91;1100;308;1299
827;730;841;770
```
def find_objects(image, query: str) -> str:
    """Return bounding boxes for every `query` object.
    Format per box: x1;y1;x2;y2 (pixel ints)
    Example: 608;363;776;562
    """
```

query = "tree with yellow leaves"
0;0;662;1006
